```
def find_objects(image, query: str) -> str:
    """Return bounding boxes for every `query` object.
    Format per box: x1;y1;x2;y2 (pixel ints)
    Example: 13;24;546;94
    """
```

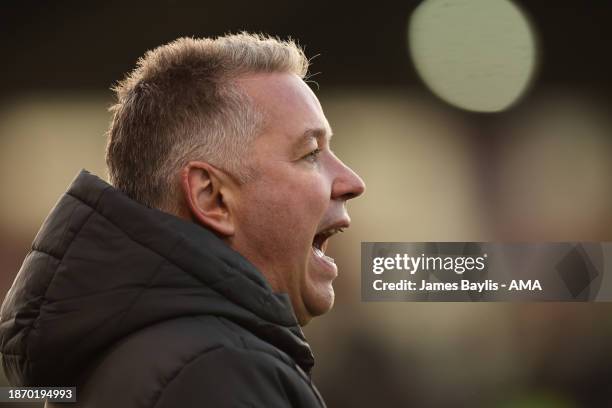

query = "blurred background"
2;0;612;407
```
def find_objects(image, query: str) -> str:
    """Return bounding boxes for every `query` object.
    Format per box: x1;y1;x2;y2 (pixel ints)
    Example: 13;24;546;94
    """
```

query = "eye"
303;148;322;163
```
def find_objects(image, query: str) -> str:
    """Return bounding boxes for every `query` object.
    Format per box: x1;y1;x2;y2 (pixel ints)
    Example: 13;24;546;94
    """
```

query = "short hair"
105;32;309;212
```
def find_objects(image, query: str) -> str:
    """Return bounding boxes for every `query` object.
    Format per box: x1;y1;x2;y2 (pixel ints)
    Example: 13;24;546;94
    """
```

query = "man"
0;33;365;407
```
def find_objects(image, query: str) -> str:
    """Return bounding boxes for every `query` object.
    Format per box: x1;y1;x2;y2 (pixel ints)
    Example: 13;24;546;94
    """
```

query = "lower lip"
311;246;338;278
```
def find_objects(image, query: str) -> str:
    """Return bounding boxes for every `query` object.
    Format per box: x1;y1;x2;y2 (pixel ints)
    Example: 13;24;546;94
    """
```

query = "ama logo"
509;280;542;291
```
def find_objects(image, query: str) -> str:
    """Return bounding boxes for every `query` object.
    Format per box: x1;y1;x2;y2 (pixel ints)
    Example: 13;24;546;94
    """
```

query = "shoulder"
154;345;307;408
76;316;322;408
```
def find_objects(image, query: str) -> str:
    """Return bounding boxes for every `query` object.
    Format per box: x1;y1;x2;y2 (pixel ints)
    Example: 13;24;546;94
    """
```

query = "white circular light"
408;0;538;112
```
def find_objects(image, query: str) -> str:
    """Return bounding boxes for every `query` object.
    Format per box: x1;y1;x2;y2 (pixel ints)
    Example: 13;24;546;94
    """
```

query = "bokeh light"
408;0;538;112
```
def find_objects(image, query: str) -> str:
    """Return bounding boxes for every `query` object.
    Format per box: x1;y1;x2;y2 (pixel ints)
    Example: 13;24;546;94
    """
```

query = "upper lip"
316;217;351;236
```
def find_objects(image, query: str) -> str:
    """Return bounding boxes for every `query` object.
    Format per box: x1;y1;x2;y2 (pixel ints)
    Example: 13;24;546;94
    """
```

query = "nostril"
340;190;360;201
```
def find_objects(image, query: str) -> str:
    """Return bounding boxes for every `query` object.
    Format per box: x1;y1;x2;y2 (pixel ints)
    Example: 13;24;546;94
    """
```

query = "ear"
180;161;235;237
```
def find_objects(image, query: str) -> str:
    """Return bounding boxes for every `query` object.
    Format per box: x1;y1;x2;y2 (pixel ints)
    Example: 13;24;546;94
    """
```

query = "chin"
303;285;335;320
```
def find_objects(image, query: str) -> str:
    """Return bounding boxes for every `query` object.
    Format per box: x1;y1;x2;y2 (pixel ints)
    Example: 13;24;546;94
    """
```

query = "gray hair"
106;32;309;212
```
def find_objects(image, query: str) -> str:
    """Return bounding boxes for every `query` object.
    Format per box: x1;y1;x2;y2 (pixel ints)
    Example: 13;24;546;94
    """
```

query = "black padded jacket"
0;170;326;408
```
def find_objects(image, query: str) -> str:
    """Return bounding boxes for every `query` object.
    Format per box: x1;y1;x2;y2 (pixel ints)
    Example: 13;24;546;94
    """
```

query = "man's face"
229;72;365;325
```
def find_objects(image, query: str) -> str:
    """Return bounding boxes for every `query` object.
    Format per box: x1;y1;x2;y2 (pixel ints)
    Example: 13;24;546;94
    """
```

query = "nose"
330;155;366;201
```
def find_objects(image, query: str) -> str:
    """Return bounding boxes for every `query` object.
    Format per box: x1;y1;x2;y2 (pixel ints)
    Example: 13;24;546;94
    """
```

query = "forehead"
236;72;332;139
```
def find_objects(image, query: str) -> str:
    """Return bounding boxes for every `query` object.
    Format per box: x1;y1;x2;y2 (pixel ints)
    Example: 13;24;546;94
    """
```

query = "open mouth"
312;227;345;264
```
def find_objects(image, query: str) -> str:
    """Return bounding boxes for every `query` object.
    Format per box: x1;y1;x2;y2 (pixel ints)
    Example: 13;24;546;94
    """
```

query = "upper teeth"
320;227;344;238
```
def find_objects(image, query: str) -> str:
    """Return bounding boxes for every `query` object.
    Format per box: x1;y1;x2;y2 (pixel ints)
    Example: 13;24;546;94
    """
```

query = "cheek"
286;175;330;232
237;171;329;252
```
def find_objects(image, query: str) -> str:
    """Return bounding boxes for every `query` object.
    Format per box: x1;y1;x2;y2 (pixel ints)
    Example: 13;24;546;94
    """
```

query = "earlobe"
180;162;235;237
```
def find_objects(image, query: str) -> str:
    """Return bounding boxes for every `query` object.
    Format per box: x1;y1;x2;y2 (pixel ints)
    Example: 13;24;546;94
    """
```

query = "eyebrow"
292;127;333;155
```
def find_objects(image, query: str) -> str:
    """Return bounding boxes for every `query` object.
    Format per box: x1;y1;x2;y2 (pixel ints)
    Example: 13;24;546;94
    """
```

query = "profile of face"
181;72;365;325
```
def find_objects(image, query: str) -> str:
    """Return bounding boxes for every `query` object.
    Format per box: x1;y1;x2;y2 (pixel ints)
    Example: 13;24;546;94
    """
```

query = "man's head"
107;33;365;325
